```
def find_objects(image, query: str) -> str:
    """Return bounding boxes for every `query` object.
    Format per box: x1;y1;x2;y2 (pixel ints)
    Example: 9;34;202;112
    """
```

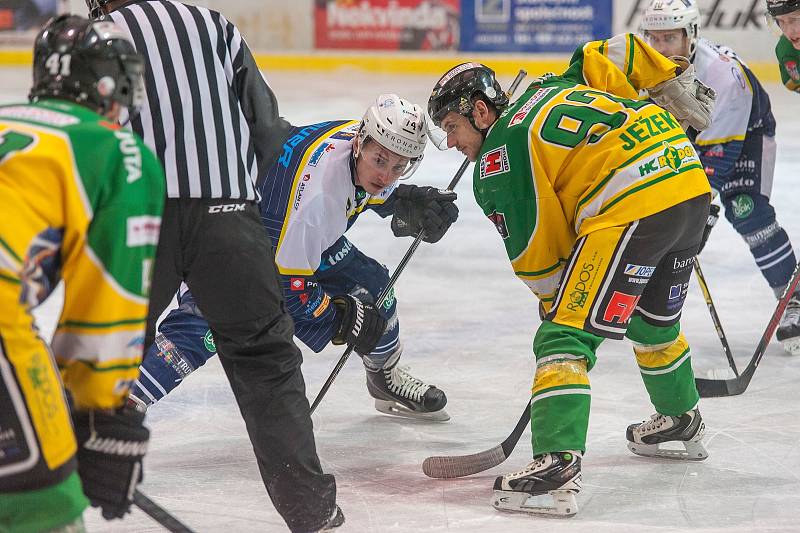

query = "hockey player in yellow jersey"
0;15;164;532
428;34;715;517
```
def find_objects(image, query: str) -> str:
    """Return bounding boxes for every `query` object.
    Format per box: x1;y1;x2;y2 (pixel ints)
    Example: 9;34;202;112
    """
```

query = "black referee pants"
146;198;337;532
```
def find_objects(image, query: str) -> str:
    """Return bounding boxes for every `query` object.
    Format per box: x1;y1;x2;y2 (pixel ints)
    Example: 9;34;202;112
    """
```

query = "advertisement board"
314;0;460;51
0;0;61;44
459;0;613;53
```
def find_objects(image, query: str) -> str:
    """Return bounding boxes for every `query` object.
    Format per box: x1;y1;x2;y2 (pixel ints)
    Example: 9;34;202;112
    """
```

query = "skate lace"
508;454;550;478
640;413;670;434
386;365;430;402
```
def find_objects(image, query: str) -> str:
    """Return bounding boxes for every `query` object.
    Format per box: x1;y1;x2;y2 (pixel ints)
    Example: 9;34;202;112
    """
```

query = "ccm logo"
208;203;245;213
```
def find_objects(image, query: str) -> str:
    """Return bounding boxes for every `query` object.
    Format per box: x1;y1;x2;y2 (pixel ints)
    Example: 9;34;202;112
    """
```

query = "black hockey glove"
72;407;149;520
697;203;720;254
331;294;387;356
391;184;459;244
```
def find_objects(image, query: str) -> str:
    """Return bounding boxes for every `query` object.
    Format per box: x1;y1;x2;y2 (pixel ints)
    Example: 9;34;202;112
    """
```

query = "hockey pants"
530;195;708;455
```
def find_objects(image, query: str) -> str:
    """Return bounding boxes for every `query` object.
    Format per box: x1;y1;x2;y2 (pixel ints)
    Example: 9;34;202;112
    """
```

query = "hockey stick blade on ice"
134;490;195;533
310;70;528;414
693;259;738;376
422;400;530;478
695;259;800;398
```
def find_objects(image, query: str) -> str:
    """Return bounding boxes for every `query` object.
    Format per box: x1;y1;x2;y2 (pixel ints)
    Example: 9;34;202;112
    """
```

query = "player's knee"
533;321;602;370
723;192;775;236
532;357;589;395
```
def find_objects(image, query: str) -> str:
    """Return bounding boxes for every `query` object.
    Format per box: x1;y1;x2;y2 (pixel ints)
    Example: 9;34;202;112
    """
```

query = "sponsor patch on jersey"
786;61;800;81
480;145;510;179
668;282;689;300
637;142;697;178
732;193;754;219
731;66;746;90
312;293;331;318
704;144;724;158
290;277;305;291
0;105;79;126
309;142;335;167
602;291;640;325
331;130;356;140
126;216;160;247
624;264;655;278
507;88;554;127
487;210;509;239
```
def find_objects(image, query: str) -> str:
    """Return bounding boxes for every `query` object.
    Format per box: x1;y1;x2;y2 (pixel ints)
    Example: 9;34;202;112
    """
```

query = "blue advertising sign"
460;0;613;53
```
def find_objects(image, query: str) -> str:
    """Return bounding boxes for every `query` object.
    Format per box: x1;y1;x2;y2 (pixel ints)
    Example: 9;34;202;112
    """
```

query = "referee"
85;0;342;530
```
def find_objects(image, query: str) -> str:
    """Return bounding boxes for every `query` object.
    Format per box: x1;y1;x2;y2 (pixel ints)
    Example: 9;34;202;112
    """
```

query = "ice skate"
491;451;581;517
776;295;800;355
626;408;708;460
365;355;449;422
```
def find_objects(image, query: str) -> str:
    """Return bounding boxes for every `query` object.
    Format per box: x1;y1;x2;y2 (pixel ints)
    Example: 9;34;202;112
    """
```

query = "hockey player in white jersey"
128;94;457;421
641;0;800;354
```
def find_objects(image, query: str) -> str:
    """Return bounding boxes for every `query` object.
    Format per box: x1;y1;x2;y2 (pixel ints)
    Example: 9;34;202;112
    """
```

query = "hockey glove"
697;203;720;254
391;184;459;244
649;56;716;131
72;407;149;520
331;294;387;356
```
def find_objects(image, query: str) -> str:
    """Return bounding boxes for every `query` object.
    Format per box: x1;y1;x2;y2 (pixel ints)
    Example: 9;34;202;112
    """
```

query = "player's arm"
693;65;752;182
54;133;164;410
227;14;293;174
562;33;680;98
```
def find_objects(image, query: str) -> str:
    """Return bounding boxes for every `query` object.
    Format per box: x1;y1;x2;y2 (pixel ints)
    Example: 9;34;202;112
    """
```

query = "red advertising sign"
314;0;460;51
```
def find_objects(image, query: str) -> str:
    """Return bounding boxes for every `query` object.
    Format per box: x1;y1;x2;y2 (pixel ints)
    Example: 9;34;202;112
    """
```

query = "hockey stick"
423;400;530;478
134;490;195;532
693;258;738;376
309;70;528;414
695;258;800;397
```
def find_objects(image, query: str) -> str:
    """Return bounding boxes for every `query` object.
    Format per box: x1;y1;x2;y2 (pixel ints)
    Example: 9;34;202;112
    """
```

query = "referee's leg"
183;199;337;532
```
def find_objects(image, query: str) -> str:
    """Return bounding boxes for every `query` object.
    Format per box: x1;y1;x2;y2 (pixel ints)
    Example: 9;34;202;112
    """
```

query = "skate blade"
374;399;450;422
782;337;800;356
627;439;708;461
491;489;578;517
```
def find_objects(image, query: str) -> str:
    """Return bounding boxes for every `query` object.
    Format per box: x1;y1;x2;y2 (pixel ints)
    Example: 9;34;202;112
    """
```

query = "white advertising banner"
614;0;779;64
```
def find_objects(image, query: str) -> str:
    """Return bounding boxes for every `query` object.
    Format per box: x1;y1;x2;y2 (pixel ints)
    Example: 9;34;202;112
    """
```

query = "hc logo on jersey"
480;145;510;179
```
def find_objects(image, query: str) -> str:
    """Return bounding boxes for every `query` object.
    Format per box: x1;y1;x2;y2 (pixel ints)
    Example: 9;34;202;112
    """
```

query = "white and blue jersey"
690;38;795;294
131;121;404;405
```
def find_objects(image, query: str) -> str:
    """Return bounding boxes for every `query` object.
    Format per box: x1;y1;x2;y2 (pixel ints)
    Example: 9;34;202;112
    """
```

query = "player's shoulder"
694;39;749;95
776;35;797;57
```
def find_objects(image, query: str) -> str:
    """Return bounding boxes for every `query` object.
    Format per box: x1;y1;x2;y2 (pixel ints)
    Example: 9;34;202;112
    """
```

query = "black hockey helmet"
29;14;144;117
427;62;508;128
767;0;800;16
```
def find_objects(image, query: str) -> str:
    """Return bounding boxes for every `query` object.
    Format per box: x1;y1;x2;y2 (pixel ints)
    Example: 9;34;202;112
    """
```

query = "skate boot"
492;451;581;517
626;408;708;460
776;295;800;355
125;393;150;414
365;355;449;422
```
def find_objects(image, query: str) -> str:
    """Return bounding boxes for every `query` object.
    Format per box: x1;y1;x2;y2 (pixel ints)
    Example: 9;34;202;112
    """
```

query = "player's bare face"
440;112;483;162
644;29;690;58
776;12;800;49
355;140;410;194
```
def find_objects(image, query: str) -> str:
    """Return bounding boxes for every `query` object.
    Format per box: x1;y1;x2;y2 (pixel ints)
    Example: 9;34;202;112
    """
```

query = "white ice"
3;66;800;532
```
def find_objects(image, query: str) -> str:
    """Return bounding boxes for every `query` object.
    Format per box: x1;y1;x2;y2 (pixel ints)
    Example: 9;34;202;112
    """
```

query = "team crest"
480;145;510;179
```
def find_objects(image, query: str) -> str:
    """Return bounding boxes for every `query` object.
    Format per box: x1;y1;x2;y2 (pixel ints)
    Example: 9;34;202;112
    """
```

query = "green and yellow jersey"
776;35;800;93
0;98;164;419
474;34;710;308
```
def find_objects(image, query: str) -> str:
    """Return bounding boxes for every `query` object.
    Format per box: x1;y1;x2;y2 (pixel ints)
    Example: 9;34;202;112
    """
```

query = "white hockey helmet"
357;93;427;178
639;0;701;56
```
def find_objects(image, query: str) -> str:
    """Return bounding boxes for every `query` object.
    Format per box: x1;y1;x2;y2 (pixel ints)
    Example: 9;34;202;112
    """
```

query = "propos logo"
625;0;767;30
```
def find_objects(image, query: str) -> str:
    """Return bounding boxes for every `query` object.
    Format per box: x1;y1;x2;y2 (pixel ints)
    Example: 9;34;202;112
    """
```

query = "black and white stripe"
108;0;268;199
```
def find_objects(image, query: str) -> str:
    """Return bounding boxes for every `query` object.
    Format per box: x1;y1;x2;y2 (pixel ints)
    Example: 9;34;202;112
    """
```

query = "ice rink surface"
4;66;800;532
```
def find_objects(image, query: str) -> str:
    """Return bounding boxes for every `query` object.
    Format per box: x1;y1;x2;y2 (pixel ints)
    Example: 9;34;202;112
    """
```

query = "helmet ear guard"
356;94;428;179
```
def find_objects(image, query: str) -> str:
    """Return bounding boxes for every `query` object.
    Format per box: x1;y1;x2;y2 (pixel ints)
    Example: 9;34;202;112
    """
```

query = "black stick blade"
422;445;507;479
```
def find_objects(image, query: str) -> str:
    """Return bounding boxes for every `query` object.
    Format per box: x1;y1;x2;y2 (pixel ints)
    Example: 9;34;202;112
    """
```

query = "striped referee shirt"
107;0;291;199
